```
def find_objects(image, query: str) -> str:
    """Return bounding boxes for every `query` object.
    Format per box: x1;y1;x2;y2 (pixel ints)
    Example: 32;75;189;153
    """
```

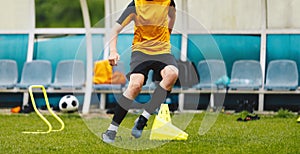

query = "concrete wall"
0;0;34;30
111;0;300;30
4;0;299;31
267;0;300;29
187;0;263;30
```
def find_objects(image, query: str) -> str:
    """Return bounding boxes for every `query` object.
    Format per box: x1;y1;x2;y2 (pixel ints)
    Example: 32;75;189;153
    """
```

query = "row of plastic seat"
93;59;300;92
0;59;127;91
0;59;85;90
193;59;298;91
1;59;298;92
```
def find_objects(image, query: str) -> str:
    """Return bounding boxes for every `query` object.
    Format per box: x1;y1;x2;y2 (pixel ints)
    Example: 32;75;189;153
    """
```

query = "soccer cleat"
102;130;117;143
131;115;148;138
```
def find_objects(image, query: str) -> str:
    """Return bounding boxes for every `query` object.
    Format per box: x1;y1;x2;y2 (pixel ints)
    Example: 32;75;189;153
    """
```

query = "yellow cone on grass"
157;103;171;122
297;116;300;123
150;104;188;140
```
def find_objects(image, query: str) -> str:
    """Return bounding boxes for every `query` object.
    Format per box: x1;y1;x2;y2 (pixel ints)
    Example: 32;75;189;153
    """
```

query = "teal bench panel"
187;34;261;77
34;34;104;80
92;34;105;61
267;34;300;85
0;34;28;81
170;34;182;60
116;34;133;74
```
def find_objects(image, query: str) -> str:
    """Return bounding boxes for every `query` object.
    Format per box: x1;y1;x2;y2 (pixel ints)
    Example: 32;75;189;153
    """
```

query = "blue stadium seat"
228;60;262;90
193;59;227;89
265;60;298;91
93;84;122;90
0;59;18;89
51;60;85;89
17;60;52;89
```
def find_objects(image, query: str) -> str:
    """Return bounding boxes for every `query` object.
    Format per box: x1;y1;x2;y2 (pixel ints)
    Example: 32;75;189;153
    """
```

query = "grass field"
0;111;299;154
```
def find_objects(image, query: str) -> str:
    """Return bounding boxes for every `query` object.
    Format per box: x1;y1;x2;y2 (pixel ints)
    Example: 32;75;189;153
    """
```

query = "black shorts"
128;51;178;85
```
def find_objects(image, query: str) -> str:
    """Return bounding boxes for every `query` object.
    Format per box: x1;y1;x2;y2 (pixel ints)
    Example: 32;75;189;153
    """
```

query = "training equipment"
59;95;79;112
11;106;21;113
23;85;65;134
150;104;188;140
297;116;300;123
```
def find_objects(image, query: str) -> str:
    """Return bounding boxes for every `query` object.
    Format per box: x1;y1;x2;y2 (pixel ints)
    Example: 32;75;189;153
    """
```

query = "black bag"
235;99;255;113
175;60;199;88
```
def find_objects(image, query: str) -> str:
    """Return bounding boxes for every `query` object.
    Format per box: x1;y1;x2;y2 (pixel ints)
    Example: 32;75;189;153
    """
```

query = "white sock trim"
108;124;118;132
141;110;151;119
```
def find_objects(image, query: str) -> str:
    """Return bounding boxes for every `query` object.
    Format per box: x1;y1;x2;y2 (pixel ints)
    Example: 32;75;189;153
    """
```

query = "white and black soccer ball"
59;95;79;113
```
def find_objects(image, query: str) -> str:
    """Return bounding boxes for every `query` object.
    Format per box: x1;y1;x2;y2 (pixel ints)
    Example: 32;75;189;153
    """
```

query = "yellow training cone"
297;116;300;123
150;116;188;140
157;104;171;122
150;104;188;140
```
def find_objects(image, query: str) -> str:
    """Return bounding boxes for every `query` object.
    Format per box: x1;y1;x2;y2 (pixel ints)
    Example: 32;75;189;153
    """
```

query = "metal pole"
80;0;93;114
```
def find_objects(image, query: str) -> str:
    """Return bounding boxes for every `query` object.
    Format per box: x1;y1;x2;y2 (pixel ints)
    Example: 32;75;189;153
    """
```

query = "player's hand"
108;52;120;66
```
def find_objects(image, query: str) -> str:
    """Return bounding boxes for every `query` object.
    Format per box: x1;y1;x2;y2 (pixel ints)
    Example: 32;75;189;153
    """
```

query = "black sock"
136;115;148;130
145;84;170;114
111;95;133;126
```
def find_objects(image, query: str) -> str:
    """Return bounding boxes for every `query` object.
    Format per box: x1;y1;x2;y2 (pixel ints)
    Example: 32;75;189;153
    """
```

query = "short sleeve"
116;1;136;26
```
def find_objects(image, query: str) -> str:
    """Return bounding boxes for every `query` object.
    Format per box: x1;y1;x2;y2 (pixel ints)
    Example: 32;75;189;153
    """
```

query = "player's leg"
160;65;179;90
146;65;178;112
102;73;144;143
132;65;178;138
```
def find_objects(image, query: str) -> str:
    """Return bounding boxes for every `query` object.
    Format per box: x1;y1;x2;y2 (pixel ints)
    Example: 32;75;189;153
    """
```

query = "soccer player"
102;0;177;143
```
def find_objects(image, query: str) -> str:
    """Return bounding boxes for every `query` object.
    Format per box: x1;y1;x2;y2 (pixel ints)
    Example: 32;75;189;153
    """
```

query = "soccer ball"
59;95;79;113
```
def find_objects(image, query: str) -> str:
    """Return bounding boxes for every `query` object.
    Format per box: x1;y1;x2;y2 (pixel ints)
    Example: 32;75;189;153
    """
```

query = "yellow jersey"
117;0;176;55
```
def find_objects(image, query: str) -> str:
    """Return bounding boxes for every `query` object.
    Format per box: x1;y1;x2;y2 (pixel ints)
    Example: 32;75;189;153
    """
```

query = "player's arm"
108;23;123;66
168;0;176;34
108;1;135;66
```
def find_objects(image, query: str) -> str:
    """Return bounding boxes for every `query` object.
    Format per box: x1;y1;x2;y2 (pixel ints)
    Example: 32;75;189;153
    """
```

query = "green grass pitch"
0;112;299;153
